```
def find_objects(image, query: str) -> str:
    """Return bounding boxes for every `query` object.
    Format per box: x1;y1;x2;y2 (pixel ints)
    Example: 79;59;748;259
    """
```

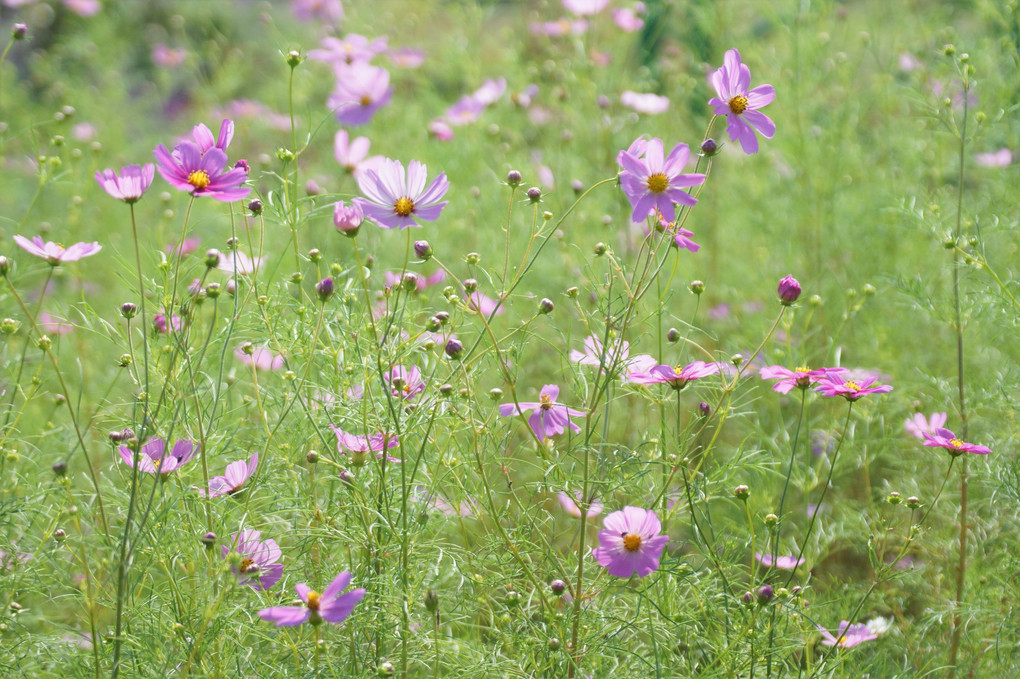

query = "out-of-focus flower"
530;18;588;36
333;201;364;234
922;428;991;456
258;570;365;626
166;238;201;257
14;235;101;264
383;269;445;292
974;148;1012;167
562;0;609;15
904;412;947;439
592;506;669;577
291;0;344;24
64;0;100;17
569;335;655;379
628;361;719;390
445;96;486;126
0;550;32;570
755;552;805;570
95;164;155;204
388;46;425;68
328;62;393;125
612;7;644;31
353;158;449;229
309;34;387;65
218;250;264;276
617;137;705;223
497;384;585;441
558;490;603;518
334;130;383;178
330;425;400;463
153;310;181;335
428;119;454;141
118;437;197;475
222;529;283;590
708;48;776;154
39;311;73;335
202;453;258;497
467;291;505;316
621;91;669;115
817;621;878;648
152;44;186;68
235;345;285;371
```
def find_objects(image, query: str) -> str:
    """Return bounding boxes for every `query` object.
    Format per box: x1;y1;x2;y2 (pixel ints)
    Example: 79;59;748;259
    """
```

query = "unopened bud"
463;278;478;293
52;461;67;477
200;532;217;549
764;513;779;528
205;249;221;268
0;256;9;276
424;588;439;612
538;298;554;314
506;170;522;186
906;496;921;509
733;484;750;500
414;240;433;260
526;187;541;202
698;401;711;417
377;662;395;678
445;338;464;359
505;590;520;607
465;252;481;265
53;529;66;542
689;280;705;295
550;579;567;596
778;275;801;305
666;327;680;343
757;585;774;605
316;278;334;301
701;138;719;156
593;242;607;256
286;50;303;67
306;450;319;464
886;491;902;505
248;198;263;215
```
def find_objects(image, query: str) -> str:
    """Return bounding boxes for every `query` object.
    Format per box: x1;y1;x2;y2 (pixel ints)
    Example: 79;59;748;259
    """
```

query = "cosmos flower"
0;550;32;570
569;335;656;379
759;366;845;394
187;119;234;156
94;164;155;203
814;373;893;401
470;77;507;106
974;148;1012;167
904;412;948;439
621;91;669;115
388;47;425;69
707;48;776;154
152;44;186;68
817;621;878;648
562;0;610;15
530;18;588;36
13;235;101;265
628;361;720;390
383;269;445;292
466;292;506;317
592;506;669;578
153;311;181;334
612;7;644;31
39;311;73;335
617;137;705;224
153;141;250;202
353;158;449;229
754;552;805;570
118;437;198;475
291;0;344;24
234;345;285;371
165;238;201;257
558;490;603;518
328;62;393;125
222;529;283;591
333;201;364;234
383;365;426;400
258;570;365;627
309;34;387;65
428;119;454;141
217;250;264;276
497;384;586;442
330;425;400;463
334;130;383;178
445;96;487;126
922;428;991;456
202;453;258;497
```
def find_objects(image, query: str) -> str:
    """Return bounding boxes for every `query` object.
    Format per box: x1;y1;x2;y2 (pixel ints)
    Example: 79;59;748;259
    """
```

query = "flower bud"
118;354;132;367
290;272;303;284
377;662;395;678
439;383;453;395
248;198;263;215
200;532;217;549
764;513;779;529
731;354;744;367
593;242;607;256
488;388;503;401
550;579;567;596
538;298;554;314
333;201;362;236
757;585;774;605
463;278;478;293
778;275;801;305
666;327;680;343
121;303;138;320
862;283;876;296
52;461;67;477
742;591;755;606
338;469;355;485
226;279;237;295
308;248;322;263
565;286;578;298
571;179;584;194
425;316;441;332
401;272;420;293
206;282;221;298
204;249;221;268
689;280;705;295
233;159;250;176
906;496;921;509
445;338;464;359
526;186;541;202
0;256;9;276
424;588;439;612
414;240;433;259
886;491;902;505
53;529;66;542
306;450;319;464
701;138;719;156
733;484;750;500
465;252;481;265
316;278;334;302
12;23;27;40
435;311;450;324
506;170;522;186
698;401;711;417
37;335;52;351
241;342;254;355
548;637;561;651
1;318;20;334
505;590;520;607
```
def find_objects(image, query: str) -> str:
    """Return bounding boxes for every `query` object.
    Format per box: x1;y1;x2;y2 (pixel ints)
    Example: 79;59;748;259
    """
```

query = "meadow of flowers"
0;0;1017;677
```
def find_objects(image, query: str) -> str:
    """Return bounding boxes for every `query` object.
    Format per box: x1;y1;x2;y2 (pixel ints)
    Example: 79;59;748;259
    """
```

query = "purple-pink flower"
621;91;669;115
334;130;383;178
817;621;878;648
467;292;506;316
95;164;155;204
202;453;258;497
612;7;644;31
617;138;705;224
291;0;344;24
922;428;991;456
118;437;197;475
222;529;283;591
384;365;426;400
558;490;603;518
310;34;387;65
235;345;285;371
592;506;669;578
153;140;250;202
14;235;101;264
353;158;449;229
628;361;720;390
905;412;947;439
153;310;181;335
708;48;776;154
258;570;365;627
330;425;400;463
759;365;845;395
562;0;610;15
187;119;234;155
569;335;656;380
328;62;393;125
218;250;264;276
333;201;364;234
974;148;1012;167
498;384;586;442
814;373;893;401
755;552;805;570
383;269;445;292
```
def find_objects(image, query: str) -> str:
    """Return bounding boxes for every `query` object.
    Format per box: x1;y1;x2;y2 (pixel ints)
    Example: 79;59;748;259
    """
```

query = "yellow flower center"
239;558;257;574
844;380;861;392
394;197;415;216
152;457;162;470
646;173;669;194
539;393;553;410
728;95;749;115
950;438;964;448
187;170;211;189
622;533;643;552
360;95;372;106
306;590;321;611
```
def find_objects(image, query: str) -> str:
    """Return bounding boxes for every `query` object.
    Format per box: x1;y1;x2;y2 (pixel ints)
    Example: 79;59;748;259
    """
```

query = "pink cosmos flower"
558;490;603;518
922;428;991;456
470;77;507;106
222;529;283;591
202;453;258;497
333;201;364;234
814;373;893;401
708;48;776;154
95;164;155;203
428;119;455;141
652;215;700;252
166;238;200;257
39;311;73;335
628;361;720;390
383;269;445;292
64;0;100;16
905;412;947;439
334;130;383;178
498;384;586;442
617;138;705;224
569;335;656;380
612;7;644;31
330;425;400;463
218;250;264;276
592;506;670;578
384;365;426;400
186;119;235;156
235;345;285;371
759;366;846;395
310;34;387;65
291;0;344;24
755;552;805;570
562;0;610;15
817;621;878;648
974;148;1012;167
153;141;250;202
328;62;393;125
152;44;186;68
531;18;588;36
621;91;669;115
258;570;365;627
353;158;449;229
467;292;506;317
14;235;101;264
389;47;425;69
118;437;198;475
445;96;487;126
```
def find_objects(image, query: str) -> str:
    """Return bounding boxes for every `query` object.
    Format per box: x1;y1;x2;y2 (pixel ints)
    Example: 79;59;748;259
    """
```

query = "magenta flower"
621;91;669;115
817;621;878;648
202;453;258;497
309;34;387;65
708;48;776;154
152;44;186;68
166;237;201;257
14;235;101;265
258;570;365;627
759;366;845;395
222;529;283;591
814;373;893;401
617;138;705;224
95;164;155;203
353;158;449;229
328;62;393;125
384;365;426;400
558;490;603;518
904;412;947;439
118;437;197;475
592;506;669;578
153;141;250;202
428;119;455;141
755;552;805;570
235;345;285;371
777;275;801;304
39;311;73;335
153;310;181;334
498;384;586;442
628;361;720;390
389;47;425;69
330;425;400;463
334;130;383;178
922;428;991;456
188;119;234;155
470;77;507;106
333;201;364;234
0;550;32;570
530;18;588;36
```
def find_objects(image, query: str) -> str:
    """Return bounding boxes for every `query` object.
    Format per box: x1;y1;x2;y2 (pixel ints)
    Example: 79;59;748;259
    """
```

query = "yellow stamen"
306;590;321;611
844;380;861;392
240;558;257;573
187;170;211;189
394;197;415;216
950;438;964;448
539;393;553;410
622;533;642;552
646;173;669;194
728;95;749;115
360;95;372;106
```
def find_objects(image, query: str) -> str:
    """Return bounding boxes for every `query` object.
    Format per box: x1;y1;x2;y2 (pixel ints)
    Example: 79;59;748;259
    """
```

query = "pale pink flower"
334;130;383;178
621;91;669;114
235;345;285;371
904;412;947;439
562;0;609;15
558;490;603;518
974;148;1012;167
